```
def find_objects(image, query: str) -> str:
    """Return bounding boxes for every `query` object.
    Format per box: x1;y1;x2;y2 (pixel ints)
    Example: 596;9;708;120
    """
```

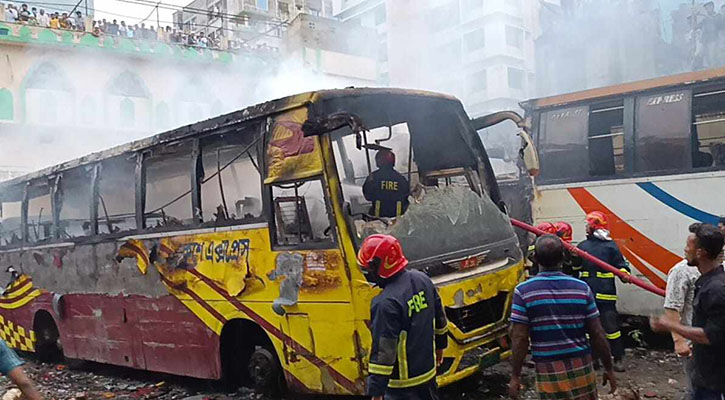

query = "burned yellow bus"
0;88;525;394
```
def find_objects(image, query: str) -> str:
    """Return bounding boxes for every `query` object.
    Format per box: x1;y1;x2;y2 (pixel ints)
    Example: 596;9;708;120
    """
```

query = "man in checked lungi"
508;235;617;399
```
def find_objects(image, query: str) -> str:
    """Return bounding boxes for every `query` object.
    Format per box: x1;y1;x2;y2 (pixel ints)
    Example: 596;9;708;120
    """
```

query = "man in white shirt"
4;3;18;22
37;8;49;26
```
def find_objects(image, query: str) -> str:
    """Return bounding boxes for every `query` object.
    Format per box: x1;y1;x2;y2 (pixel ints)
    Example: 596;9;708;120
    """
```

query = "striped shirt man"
511;271;600;361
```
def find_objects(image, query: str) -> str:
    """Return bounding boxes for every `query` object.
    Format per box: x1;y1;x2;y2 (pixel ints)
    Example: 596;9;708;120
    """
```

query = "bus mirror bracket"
470;111;540;177
302;112;369;150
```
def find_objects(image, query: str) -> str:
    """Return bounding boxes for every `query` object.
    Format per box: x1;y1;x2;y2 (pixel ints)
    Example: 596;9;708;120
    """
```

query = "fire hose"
510;218;666;297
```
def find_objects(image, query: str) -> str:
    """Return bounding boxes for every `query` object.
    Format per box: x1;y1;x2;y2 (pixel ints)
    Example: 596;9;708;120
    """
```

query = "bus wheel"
220;320;284;395
248;346;283;395
33;311;62;362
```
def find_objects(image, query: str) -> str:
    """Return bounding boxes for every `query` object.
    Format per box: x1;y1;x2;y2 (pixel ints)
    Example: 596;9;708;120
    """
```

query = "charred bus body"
0;88;525;394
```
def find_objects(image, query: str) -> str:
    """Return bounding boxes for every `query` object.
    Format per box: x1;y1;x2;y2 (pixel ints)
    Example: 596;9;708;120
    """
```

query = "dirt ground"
0;347;686;400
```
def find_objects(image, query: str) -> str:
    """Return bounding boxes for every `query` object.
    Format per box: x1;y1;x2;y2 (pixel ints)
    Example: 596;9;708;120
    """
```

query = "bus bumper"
436;323;511;387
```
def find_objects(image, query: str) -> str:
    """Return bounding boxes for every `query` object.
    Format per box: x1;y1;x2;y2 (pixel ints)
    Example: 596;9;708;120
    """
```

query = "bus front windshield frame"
318;95;516;267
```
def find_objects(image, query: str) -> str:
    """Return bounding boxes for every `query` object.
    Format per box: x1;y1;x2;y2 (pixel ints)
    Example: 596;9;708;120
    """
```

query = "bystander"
3;3;17;22
664;223;702;400
0;340;42;399
36;8;48;26
509;235;616;399
652;224;725;400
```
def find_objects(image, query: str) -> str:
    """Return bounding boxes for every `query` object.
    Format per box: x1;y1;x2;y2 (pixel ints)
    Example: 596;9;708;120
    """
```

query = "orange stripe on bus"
568;187;679;289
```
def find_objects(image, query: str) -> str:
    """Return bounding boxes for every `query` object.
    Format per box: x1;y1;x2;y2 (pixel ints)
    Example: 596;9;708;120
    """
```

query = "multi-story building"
0;7;376;176
333;0;540;118
172;0;335;51
534;0;699;98
0;18;272;174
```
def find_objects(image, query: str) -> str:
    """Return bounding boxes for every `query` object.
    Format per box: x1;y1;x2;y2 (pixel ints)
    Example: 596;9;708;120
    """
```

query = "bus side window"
144;142;195;229
635;90;691;173
98;156;137;235
539;106;589;181
588;103;624;176
271;179;333;247
200;134;263;225
58;167;93;238
0;198;22;246
692;88;725;169
27;182;52;243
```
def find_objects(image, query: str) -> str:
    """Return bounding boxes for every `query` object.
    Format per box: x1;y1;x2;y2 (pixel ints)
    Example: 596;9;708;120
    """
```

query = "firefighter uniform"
367;269;448;399
362;166;410;218
577;237;630;360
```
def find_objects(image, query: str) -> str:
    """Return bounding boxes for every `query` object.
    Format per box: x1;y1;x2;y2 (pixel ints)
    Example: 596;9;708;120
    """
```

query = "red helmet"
357;234;408;279
586;211;608;230
554;221;573;242
535;222;557;235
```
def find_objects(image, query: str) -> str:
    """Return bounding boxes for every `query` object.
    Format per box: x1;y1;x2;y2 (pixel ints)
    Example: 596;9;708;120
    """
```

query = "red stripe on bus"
2;278;31;296
568;187;678;288
186;269;361;394
124;242;151;269
159;275;228;325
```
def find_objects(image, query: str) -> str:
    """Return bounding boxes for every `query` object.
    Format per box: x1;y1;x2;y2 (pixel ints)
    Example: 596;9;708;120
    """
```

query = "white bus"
522;68;725;317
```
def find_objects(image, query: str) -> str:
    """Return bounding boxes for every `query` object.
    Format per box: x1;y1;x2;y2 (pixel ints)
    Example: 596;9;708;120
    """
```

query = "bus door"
263;107;359;393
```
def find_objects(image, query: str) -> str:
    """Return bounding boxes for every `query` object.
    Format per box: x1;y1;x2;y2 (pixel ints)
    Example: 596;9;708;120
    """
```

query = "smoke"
0;42;366;175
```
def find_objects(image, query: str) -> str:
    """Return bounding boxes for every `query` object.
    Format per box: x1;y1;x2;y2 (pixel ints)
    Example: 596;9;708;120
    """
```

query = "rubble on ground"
0;347;685;399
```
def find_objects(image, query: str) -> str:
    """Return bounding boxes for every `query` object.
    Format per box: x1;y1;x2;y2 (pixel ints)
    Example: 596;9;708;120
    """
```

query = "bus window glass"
200;134;262;225
27;183;52;243
588;102;624;176
692;88;725;168
145;142;194;229
271;179;332;246
0;200;22;246
539;106;588;181
58;168;92;238
635;90;691;173
331;123;417;217
98;156;137;234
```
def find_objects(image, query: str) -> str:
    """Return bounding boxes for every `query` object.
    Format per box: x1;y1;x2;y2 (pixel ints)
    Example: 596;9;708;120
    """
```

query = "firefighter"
362;150;410;218
357;234;448;400
577;211;630;372
528;222;557;276
553;221;582;277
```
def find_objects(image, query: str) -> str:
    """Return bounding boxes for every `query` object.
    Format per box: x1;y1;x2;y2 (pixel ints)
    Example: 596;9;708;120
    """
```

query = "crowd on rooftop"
2;2;224;48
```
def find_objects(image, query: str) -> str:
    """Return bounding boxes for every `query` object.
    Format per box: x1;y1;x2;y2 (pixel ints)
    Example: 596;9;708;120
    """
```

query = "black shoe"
613;359;625;372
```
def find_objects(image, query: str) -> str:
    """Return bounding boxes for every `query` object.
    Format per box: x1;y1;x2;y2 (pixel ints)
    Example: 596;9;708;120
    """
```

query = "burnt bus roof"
520;66;725;111
0;87;458;195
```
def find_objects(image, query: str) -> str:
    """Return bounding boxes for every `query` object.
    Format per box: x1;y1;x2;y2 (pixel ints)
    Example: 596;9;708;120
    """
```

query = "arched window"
106;71;150;130
80;96;96;125
120;98;135;127
23;62;73;125
155;102;169;130
0;89;13;121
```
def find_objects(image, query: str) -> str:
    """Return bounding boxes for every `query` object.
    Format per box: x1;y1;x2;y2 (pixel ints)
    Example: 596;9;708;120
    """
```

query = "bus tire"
248;346;283;395
220;319;284;395
33;310;62;362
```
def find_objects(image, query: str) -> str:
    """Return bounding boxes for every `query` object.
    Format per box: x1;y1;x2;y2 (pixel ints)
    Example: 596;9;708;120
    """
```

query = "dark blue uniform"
363;166;410;218
367;269;448;399
577;236;630;359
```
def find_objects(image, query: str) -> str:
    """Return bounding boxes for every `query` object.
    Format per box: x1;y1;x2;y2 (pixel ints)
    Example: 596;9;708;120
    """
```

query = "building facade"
0;10;376;179
172;0;335;51
0;20;271;177
333;0;540;118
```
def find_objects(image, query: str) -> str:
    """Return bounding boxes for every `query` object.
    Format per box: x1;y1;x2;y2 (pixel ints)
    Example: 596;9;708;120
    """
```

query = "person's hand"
674;339;692;357
372;396;383;400
650;315;669;333
436;349;444;367
508;375;522;399
602;369;618;394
